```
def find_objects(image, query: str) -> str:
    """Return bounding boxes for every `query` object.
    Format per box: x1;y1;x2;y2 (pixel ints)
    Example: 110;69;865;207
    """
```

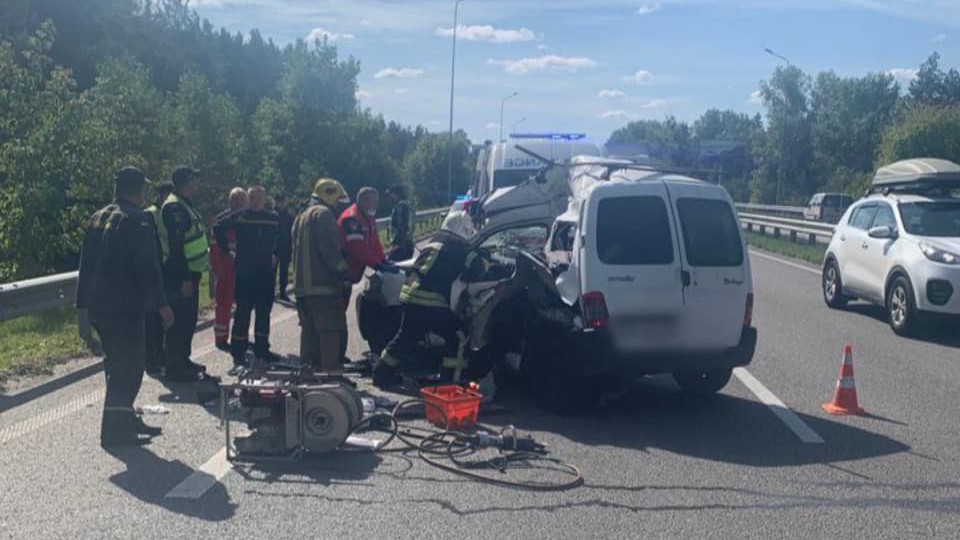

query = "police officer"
385;184;414;261
143;181;174;376
373;227;492;389
77;167;174;447
211;187;248;352
161;166;211;382
214;186;280;367
274;193;295;301
293;179;352;373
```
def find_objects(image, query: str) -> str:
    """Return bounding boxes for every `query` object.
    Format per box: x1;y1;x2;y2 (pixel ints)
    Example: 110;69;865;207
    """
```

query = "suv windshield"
677;199;744;266
899;202;960;237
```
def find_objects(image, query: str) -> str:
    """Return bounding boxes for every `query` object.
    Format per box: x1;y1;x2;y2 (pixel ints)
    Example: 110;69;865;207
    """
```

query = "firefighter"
339;187;387;287
293;178;352;373
373;228;493;390
143;181;174;376
274;193;295;301
161;166;211;382
385;184;414;261
76;167;174;447
210;187;248;352
214;186;280;367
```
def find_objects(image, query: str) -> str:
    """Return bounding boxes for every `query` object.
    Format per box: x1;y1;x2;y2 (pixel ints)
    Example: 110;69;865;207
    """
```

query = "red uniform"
338;203;386;285
211;209;239;347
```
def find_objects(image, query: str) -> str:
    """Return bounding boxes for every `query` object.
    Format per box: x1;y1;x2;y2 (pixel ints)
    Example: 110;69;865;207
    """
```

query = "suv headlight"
919;242;960;265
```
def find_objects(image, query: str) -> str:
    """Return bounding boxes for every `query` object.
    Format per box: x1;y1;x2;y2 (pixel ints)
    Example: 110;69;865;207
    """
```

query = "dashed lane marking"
164;449;232;499
0;309;298;446
734;367;825;444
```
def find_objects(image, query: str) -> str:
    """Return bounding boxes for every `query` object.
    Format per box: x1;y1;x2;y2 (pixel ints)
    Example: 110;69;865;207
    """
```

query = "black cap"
115;166;150;191
172;165;200;188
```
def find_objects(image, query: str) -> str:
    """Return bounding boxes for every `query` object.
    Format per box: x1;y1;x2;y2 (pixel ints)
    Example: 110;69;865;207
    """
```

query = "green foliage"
908;53;960;107
878;105;960;165
401;131;472;208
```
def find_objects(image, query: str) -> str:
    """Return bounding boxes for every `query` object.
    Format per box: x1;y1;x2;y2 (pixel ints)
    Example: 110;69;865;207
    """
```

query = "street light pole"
511;117;527;136
446;0;466;205
764;47;792;205
499;91;518;142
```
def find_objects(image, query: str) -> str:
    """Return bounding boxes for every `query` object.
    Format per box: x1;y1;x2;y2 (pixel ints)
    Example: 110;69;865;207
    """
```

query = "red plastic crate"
420;384;482;430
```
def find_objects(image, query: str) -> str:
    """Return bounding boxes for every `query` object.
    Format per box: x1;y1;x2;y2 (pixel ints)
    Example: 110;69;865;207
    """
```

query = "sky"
191;0;960;143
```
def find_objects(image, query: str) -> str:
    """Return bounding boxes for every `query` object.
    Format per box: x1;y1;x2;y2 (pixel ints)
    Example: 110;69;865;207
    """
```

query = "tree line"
0;0;473;282
608;53;960;205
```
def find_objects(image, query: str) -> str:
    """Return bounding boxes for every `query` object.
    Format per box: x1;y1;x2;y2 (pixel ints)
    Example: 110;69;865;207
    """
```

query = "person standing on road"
339;187;388;287
210;187;248;352
77;166;174;447
386;184;414;261
161;166;211;382
293;179;352;373
274;193;295;301
215;186;280;367
143;181;174;376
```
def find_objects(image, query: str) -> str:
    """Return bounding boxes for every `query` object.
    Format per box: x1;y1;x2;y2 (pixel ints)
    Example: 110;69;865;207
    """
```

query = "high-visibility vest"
144;204;169;261
162;193;209;273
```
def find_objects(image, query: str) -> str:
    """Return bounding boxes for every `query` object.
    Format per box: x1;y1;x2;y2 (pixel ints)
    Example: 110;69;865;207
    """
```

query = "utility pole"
499;91;518;142
764;48;791;205
446;0;467;204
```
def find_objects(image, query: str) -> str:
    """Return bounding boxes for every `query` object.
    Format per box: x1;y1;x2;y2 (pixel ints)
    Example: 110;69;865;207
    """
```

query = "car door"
859;202;898;301
840;203;878;296
666;183;751;350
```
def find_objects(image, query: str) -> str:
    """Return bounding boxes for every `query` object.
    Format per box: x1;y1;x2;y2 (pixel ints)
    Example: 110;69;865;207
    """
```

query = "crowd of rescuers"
76;164;413;447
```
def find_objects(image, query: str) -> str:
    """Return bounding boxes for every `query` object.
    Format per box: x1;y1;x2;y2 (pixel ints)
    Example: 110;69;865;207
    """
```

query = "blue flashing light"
510;132;587;141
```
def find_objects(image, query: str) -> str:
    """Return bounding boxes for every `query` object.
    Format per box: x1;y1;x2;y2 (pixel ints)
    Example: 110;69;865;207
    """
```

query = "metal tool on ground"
822;343;866;415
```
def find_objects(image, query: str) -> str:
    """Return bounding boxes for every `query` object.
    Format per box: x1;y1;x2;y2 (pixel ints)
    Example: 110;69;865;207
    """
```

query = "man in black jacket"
214;186;280;366
274;193;295;301
386;184;414;261
77;167;174;447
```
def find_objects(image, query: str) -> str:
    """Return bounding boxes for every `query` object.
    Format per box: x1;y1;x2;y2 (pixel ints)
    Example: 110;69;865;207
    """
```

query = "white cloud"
487;55;598;74
624;70;655;84
374;67;424;79
600;110;631;119
355;89;372;99
934;33;949;42
306;27;355;42
748;90;763;104
887;68;919;85
598;89;628;99
435;24;536;43
636;3;662;16
394;88;410;95
639;98;667;109
485;122;501;130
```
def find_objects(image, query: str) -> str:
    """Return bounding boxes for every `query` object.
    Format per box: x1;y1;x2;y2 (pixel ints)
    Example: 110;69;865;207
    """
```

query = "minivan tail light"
743;293;754;328
582;292;609;329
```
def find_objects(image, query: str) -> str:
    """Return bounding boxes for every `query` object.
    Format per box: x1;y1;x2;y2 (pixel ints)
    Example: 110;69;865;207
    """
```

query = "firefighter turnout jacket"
339;203;386;284
293;200;351;299
399;229;489;309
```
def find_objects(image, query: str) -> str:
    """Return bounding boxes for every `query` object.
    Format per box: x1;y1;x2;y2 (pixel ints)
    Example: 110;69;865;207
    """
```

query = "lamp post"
511;117;527;137
499;91;518;142
764;47;792;205
446;0;467;205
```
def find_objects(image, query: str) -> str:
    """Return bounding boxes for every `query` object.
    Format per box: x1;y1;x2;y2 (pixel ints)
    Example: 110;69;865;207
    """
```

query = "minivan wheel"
823;260;849;309
673;368;732;396
888;276;919;336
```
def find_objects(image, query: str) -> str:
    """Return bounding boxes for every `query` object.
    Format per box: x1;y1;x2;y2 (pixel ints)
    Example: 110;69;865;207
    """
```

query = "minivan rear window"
676;199;744;267
823;194;853;208
596;197;674;265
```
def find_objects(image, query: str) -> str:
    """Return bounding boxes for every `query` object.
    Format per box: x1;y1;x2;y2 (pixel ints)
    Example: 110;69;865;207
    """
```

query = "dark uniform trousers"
89;310;146;433
276;250;292;296
382;305;468;380
297;296;347;372
232;274;274;361
144;311;166;370
165;276;200;375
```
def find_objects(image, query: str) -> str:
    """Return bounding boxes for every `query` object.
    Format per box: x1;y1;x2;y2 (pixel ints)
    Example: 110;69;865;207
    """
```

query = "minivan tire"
522;327;602;415
887;275;919;337
822;259;849;309
673;368;732;396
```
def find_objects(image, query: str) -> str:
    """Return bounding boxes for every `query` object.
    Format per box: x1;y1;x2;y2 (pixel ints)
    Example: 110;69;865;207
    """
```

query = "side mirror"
868;225;897;239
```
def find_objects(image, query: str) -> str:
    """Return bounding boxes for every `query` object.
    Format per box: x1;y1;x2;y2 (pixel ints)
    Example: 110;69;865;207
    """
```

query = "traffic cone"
822;343;866;415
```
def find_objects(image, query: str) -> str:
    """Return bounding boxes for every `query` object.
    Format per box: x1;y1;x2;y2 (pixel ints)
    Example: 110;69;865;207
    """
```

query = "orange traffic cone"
822;343;866;415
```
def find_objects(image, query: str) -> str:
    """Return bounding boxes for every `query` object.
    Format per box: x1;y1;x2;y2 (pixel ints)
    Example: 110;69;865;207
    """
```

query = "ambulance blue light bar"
509;133;587;141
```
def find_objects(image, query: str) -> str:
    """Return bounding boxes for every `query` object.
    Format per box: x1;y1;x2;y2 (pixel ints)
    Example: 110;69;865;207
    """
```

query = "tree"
401;132;472;208
607;117;694;166
878;105;960;165
692;110;762;201
909;52;960;107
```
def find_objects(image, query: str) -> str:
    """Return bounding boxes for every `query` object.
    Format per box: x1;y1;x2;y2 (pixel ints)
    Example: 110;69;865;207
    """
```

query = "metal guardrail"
0;207;449;324
739;212;836;245
735;202;805;217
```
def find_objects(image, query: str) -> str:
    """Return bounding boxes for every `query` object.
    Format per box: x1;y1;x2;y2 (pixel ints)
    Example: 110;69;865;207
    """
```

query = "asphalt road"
1;251;958;539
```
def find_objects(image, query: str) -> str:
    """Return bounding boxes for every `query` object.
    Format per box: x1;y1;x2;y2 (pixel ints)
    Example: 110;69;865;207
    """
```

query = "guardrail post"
789;230;797;243
809;233;817;245
773;227;781;239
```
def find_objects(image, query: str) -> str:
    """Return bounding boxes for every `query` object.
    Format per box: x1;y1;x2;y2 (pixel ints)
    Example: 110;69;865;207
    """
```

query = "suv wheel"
822;260;849;309
673;368;732;396
888;275;919;336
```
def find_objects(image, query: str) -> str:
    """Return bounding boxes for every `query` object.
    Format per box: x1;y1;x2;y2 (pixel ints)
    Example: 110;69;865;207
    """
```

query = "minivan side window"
596;197;674;265
676;198;744;267
849;204;878;230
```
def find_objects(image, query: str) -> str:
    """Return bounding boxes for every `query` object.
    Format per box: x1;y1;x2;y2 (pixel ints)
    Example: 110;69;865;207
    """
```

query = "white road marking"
733;367;825;444
749;249;821;276
164;449;232;499
0;309;298;445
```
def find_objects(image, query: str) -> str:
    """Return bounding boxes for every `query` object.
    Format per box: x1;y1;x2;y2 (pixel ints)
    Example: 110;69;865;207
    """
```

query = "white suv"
822;159;960;335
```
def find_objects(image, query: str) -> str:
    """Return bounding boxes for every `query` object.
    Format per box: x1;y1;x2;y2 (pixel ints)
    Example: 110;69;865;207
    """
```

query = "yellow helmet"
312;178;351;207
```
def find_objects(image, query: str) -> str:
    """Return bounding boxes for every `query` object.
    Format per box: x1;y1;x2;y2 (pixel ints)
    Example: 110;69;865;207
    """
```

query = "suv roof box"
870;158;960;195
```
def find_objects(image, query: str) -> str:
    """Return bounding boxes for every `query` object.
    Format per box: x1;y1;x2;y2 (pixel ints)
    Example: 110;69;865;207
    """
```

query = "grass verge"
746;231;826;266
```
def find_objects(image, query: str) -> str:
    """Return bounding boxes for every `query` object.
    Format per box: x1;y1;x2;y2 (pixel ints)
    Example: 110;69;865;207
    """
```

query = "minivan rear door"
581;183;685;351
665;182;750;350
